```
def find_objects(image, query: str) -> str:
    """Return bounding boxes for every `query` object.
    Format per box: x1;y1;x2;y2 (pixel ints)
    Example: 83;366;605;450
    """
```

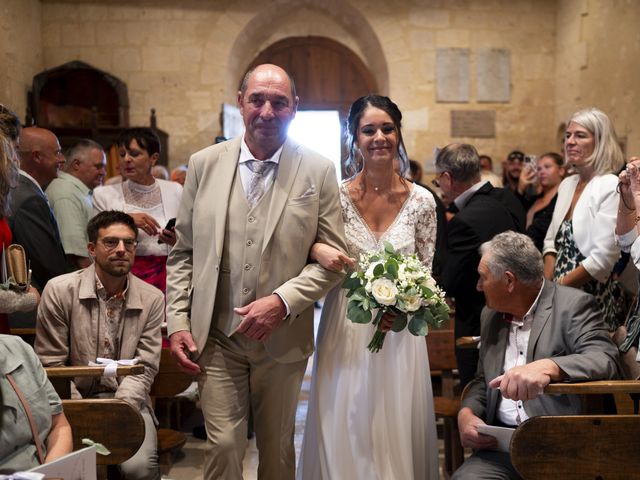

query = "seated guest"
35;211;163;480
0;334;72;473
93;128;182;293
454;232;621;480
46;139;107;269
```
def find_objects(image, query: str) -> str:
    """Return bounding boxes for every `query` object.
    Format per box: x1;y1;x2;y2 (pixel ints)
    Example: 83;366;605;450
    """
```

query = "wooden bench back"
150;348;192;398
62;398;145;465
45;365;145;399
511;415;640;479
426;321;456;372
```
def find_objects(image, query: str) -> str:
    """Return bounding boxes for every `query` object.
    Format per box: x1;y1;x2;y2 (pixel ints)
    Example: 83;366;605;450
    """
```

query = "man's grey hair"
434;143;481;183
64;138;104;169
239;65;297;99
480;231;543;285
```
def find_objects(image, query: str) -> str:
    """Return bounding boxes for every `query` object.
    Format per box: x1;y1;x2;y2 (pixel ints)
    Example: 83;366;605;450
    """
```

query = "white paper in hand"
476;424;515;452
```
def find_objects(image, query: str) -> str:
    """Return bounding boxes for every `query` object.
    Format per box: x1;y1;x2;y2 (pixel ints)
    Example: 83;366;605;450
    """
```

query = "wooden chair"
427;318;464;477
150;348;193;470
63;398;145;480
511;415;640;479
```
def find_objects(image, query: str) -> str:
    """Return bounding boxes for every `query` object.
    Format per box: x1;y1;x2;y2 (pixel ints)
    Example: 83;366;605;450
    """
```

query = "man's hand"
458;407;498;450
489;359;562;401
234;294;287;342
169;331;201;375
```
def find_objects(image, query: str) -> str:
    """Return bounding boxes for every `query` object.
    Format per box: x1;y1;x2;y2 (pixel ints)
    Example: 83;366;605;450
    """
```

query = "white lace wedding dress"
297;182;440;480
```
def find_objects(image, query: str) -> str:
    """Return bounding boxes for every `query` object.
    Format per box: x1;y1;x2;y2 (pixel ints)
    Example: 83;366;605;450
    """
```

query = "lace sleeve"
0;289;38;314
414;188;438;270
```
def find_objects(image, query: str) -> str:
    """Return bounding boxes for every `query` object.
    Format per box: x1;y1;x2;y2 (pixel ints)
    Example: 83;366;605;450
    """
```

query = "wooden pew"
511;415;640;479
150;348;193;470
509;380;640;479
45;364;145;399
427;318;464;477
63;398;145;480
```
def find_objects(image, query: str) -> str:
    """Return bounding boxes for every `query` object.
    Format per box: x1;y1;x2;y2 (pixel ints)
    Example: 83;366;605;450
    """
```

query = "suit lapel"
214;139;242;259
526;281;554;362
487;313;509;379
262;139;302;253
485;311;509;421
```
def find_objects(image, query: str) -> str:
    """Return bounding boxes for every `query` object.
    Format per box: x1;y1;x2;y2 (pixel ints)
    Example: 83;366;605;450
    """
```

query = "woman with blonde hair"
543;107;626;330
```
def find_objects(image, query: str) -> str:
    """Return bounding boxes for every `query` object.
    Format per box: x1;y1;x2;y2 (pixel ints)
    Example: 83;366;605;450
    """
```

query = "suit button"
248;216;255;223
242;287;249;294
244;264;251;271
246;240;253;246
215;266;219;271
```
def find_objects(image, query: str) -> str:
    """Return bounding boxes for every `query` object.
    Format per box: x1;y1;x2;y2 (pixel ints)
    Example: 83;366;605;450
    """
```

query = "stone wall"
0;0;42;121
556;0;640;156
0;0;637;168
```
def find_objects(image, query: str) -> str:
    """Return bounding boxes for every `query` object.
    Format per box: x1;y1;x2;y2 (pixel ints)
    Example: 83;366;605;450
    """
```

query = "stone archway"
225;0;388;100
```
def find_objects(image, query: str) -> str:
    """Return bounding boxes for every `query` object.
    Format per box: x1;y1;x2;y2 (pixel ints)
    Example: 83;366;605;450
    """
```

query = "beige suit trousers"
198;331;308;480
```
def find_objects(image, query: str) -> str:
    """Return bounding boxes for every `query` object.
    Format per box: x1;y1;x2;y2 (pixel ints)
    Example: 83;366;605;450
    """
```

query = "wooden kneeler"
63;398;145;480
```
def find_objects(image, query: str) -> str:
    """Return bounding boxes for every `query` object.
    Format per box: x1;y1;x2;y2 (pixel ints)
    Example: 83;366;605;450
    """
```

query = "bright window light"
288;111;342;180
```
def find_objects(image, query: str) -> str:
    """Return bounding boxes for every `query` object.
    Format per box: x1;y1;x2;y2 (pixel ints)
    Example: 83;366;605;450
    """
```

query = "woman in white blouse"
93;128;182;293
543;108;626;330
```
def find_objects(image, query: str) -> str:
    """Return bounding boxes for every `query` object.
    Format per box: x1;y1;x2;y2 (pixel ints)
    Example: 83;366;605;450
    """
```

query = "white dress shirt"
496;280;545;426
238;136;284;196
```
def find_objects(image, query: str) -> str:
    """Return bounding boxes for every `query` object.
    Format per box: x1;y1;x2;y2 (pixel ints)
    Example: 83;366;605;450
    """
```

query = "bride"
297;95;439;479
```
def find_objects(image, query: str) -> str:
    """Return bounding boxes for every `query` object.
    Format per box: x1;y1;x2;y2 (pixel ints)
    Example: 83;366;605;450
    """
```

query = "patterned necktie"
245;160;276;208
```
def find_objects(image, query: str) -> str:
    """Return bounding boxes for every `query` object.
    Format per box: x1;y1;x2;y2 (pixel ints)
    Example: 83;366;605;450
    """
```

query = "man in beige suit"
166;64;347;479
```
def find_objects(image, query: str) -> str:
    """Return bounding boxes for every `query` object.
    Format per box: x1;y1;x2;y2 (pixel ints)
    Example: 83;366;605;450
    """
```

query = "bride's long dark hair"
344;94;410;178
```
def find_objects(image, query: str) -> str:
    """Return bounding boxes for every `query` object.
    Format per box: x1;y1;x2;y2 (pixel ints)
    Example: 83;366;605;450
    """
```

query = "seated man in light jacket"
35;210;163;480
454;231;621;480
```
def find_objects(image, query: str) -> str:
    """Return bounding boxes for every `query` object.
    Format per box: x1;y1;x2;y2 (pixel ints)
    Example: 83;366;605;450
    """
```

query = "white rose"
371;278;398;306
403;294;422;312
365;261;383;280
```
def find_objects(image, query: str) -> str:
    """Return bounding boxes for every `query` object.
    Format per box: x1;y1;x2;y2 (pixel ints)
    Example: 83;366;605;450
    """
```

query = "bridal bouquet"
342;241;449;353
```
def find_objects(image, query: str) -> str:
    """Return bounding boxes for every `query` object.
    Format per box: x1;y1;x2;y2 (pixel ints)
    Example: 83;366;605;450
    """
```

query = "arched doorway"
248;36;377;115
246;36;377;176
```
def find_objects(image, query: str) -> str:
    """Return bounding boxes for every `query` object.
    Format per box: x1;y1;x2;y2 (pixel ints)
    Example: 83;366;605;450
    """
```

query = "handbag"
4;244;30;291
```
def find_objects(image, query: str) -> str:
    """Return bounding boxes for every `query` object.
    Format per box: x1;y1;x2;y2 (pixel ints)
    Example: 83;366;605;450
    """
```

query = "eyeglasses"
432;171;449;188
98;237;138;251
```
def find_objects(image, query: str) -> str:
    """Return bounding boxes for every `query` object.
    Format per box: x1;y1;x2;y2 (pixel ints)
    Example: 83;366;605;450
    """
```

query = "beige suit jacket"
166;137;347;363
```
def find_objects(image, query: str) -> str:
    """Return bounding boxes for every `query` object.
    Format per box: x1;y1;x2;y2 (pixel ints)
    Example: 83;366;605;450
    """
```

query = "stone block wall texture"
0;0;637;169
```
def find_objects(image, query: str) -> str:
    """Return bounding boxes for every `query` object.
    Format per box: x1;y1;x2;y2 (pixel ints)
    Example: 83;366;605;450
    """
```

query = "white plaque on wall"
477;48;511;103
436;48;470;103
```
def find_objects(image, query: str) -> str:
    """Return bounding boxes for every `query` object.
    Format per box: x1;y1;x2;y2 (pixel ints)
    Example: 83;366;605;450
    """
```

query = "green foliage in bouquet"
342;241;449;352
